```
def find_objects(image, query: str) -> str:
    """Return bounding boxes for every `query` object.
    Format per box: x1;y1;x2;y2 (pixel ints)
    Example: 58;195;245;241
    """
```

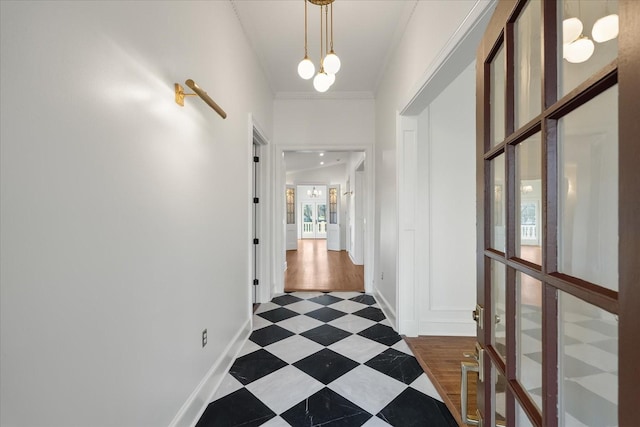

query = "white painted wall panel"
427;62;477;313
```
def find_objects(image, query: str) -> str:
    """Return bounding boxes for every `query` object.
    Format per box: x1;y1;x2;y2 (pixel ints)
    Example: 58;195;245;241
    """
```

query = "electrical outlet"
202;329;207;348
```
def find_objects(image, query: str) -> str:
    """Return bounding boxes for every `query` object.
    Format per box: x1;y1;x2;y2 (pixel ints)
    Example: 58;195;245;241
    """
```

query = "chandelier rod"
330;3;334;51
319;4;324;70
304;0;308;57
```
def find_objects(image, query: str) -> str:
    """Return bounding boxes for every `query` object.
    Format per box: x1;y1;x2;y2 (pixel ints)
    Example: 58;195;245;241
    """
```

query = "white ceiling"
284;150;354;173
234;1;415;174
231;0;417;96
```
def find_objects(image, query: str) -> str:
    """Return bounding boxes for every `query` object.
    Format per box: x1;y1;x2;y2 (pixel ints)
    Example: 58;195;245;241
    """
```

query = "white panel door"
327;186;340;251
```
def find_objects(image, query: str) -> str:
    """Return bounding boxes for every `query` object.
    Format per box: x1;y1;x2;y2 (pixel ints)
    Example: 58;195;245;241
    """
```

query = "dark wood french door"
473;1;639;426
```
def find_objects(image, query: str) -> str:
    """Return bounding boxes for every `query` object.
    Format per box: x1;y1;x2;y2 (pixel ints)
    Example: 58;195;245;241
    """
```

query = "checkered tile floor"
196;292;456;427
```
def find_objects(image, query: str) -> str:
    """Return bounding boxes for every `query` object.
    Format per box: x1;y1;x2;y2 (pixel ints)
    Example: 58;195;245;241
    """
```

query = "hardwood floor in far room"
285;239;364;292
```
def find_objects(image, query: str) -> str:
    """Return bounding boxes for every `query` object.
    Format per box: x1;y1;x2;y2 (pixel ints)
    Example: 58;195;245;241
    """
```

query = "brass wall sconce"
175;79;227;119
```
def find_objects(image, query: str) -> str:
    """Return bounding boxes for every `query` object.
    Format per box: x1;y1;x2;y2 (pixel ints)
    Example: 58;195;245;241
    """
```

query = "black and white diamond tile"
196;291;454;427
513;304;619;427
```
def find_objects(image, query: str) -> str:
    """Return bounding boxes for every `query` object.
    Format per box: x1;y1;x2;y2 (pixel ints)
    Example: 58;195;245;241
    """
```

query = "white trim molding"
374;287;397;331
168;319;252;427
396;114;420;337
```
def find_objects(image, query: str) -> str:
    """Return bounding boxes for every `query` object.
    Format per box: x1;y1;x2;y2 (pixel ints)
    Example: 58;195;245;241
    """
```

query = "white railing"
303;222;327;234
521;224;537;240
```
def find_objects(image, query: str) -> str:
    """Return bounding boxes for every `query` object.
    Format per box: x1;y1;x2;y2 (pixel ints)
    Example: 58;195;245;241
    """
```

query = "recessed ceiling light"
320;161;324;165
319;153;325;156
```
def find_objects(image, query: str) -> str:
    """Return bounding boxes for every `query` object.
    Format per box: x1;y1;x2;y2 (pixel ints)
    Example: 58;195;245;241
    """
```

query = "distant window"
286;188;295;224
329;188;338;224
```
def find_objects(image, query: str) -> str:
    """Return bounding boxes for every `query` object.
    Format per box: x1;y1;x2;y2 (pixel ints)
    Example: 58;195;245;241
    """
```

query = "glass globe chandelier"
562;0;619;64
297;0;341;92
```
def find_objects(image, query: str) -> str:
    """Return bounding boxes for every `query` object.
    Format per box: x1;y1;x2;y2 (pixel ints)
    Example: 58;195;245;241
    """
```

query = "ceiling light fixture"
564;35;595;63
307;186;322;198
592;14;619;43
562;0;618;64
298;0;341;92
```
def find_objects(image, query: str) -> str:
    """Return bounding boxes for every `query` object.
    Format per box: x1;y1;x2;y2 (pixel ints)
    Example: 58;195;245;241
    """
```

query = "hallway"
285;240;364;292
196;292;456;426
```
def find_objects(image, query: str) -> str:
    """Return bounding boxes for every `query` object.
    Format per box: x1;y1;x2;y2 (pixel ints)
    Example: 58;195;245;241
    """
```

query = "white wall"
0;2;273;427
417;62;477;335
273;98;375;292
374;0;489;325
286;163;347;189
274;98;375;146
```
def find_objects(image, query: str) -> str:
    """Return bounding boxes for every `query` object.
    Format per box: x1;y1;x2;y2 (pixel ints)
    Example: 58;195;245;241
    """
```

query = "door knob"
472;304;484;328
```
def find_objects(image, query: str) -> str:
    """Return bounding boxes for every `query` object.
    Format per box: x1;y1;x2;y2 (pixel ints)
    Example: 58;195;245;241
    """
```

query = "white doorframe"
273;145;375;295
248;114;272;305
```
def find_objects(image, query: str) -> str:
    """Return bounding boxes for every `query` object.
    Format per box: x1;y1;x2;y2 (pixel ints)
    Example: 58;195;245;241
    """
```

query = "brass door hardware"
461;343;484;426
472;304;484;329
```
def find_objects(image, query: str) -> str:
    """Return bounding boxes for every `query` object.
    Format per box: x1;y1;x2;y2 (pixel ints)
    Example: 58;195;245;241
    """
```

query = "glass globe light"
326;73;336;87
592;14;619;43
323;51;341;75
297;57;315;80
564;36;595;64
563;17;583;44
313;72;331;92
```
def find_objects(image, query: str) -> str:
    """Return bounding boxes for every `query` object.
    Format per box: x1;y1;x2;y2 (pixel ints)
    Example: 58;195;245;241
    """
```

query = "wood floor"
405;336;478;427
285;239;364;292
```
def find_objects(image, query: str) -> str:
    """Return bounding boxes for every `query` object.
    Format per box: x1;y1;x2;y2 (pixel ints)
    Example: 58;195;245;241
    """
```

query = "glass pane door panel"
492;259;507;359
317;204;327;234
515;0;542;128
491;154;506;252
517;272;542;411
515;399;535;427
559;292;618;427
516;134;542;264
302;203;314;237
494;366;507;426
558;85;618;290
560;0;618;96
491;44;506;147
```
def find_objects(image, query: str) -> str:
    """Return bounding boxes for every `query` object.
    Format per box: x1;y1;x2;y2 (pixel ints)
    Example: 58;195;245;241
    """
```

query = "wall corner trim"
168;319;252;427
374;288;397;331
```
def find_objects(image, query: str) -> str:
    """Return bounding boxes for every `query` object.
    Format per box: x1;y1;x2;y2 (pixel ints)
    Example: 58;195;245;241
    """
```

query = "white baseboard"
168;319;252;427
419;319;475;336
373;288;397;331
